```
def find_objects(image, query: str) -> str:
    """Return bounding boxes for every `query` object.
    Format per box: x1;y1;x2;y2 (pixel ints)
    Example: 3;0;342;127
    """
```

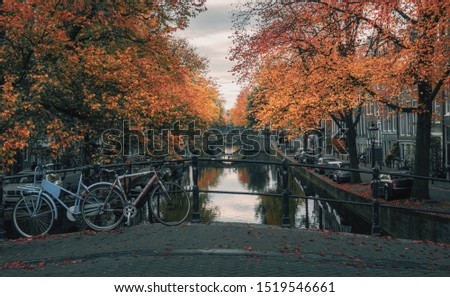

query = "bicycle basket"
42;179;61;199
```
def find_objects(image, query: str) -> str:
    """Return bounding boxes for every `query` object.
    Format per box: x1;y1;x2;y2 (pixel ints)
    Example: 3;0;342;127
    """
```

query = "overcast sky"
177;0;241;110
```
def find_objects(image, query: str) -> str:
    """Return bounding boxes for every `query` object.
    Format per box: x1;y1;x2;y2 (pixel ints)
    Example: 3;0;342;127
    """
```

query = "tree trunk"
411;82;432;200
345;118;362;183
303;133;309;150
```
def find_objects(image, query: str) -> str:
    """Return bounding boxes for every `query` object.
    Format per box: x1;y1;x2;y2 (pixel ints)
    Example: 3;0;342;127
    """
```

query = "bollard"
281;159;290;228
0;175;7;241
191;156;200;223
371;167;381;236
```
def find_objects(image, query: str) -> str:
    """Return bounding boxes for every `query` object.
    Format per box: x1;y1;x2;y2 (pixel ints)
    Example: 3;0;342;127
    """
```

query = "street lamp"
368;122;379;168
368;122;381;236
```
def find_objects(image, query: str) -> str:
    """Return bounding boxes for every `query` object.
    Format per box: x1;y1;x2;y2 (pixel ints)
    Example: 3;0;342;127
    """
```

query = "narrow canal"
191;146;371;235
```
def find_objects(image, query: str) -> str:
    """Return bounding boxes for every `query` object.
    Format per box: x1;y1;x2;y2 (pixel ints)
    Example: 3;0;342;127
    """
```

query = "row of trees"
229;1;449;200
0;0;224;171
228;87;250;127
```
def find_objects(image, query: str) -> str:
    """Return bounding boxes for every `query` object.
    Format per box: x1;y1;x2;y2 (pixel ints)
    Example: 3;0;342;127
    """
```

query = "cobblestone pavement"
0;222;449;277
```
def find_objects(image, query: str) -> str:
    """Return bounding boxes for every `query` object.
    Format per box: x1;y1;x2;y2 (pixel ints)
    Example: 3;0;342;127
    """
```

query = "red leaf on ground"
82;230;97;236
38;261;46;268
2;261;35;270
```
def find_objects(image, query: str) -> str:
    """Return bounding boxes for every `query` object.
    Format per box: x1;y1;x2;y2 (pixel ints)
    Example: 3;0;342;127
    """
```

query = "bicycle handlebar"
102;168;118;175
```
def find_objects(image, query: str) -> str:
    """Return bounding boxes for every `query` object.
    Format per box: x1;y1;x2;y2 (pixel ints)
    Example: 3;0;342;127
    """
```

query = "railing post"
371;167;381;236
127;160;132;173
318;200;323;230
0;175;7;241
191;156;200;223
305;194;310;229
282;158;291;228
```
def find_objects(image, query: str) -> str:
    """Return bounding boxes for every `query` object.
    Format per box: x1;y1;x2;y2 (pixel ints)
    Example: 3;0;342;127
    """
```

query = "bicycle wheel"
82;184;125;231
149;181;190;226
13;194;55;238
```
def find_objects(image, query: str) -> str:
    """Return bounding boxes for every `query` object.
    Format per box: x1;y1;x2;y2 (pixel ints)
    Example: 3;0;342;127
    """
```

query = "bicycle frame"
20;172;90;220
112;169;161;206
81;164;189;230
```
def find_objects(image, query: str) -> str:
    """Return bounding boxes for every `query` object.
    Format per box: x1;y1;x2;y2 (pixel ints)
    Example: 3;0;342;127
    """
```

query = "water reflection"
197;162;275;224
191;146;370;235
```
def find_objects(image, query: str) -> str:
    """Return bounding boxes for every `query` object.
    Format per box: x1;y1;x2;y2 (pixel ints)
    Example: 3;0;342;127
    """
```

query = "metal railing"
1;157;450;241
188;157;450;235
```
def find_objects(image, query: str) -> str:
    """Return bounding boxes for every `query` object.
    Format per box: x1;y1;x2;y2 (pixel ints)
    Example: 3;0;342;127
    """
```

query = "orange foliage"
229;87;250;127
231;1;449;125
231;1;449;193
0;1;223;170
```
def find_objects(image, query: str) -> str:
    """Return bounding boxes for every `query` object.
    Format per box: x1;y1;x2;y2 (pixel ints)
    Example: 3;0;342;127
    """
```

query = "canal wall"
275;150;450;243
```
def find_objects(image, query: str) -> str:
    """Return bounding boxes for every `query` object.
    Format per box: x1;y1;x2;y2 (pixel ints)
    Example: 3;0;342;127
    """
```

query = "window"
23;147;29;162
433;100;442;124
443;89;450;114
393;112;398;132
399;114;407;136
388;113;394;131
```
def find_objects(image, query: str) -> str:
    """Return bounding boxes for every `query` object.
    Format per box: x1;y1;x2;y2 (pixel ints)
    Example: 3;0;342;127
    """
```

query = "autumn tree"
364;1;449;199
1;0;222;171
231;1;449;196
231;1;373;183
229;87;250;127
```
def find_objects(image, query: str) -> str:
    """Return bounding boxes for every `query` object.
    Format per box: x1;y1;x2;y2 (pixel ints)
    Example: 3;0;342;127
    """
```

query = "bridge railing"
188;157;450;236
1;157;450;241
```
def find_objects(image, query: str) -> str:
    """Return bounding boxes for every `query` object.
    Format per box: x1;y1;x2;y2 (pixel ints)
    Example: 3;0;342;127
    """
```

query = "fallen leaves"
1;258;85;271
2;261;35;270
412;240;450;248
0;259;84;270
82;230;97;236
10;233;68;243
309;166;450;216
277;242;303;256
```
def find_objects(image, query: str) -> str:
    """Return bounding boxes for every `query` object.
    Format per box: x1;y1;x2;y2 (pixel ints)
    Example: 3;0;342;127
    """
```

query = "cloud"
177;0;241;110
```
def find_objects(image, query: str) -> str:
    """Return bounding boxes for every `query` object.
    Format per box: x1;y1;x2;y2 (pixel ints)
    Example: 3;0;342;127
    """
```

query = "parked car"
295;149;317;164
325;161;342;178
2;165;64;210
303;152;317;164
315;157;337;174
332;162;352;183
2;170;39;210
377;172;413;200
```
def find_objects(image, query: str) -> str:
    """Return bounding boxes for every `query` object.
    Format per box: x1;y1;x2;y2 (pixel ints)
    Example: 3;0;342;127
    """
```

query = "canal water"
189;146;371;235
